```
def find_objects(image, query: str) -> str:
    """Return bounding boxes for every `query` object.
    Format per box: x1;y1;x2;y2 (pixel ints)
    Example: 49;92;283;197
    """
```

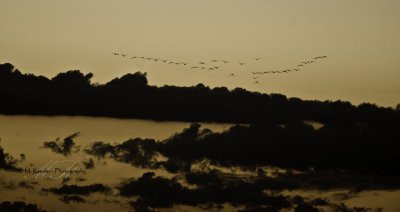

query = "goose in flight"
199;62;205;65
254;58;261;61
239;62;246;66
191;66;199;69
213;66;220;69
121;54;127;57
229;73;235;76
221;60;229;63
254;81;260;84
113;53;119;56
211;59;219;62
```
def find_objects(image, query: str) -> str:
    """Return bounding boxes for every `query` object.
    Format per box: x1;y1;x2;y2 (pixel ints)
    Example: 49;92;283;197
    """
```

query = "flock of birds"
112;52;328;84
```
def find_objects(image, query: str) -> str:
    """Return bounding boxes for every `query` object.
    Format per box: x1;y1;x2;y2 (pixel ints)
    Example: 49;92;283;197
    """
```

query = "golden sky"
1;0;399;107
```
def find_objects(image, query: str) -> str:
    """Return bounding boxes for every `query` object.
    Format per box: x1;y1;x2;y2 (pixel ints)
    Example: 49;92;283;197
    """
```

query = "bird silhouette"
199;62;205;65
254;58;261;61
162;60;167;63
254;81;260;84
239;62;246;66
211;59;219;62
229;73;235;76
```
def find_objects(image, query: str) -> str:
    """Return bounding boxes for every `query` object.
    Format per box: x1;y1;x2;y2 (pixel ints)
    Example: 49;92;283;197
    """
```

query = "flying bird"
199;62;205;64
239;62;246;66
254;58;261;61
229;73;235;76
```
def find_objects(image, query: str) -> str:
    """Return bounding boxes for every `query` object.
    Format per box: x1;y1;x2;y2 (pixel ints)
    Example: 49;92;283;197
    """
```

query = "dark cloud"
60;195;86;204
0;201;46;212
0;142;22;172
19;181;38;190
42;132;80;156
118;172;292;211
85;138;159;169
82;158;95;170
43;183;111;196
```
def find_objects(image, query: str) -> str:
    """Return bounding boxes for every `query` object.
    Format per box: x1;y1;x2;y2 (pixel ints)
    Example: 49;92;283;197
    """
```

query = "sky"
1;0;399;107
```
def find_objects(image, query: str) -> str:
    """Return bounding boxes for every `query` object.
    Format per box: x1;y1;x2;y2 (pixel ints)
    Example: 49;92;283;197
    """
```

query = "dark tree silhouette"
1;63;398;125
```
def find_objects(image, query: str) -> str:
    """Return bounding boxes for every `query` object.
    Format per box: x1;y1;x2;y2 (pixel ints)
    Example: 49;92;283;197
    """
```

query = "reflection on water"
0;115;232;212
0;115;399;211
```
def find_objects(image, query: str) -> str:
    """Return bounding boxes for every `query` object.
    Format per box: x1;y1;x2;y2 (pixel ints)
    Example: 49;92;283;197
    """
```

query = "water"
0;115;399;211
0;115;232;212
